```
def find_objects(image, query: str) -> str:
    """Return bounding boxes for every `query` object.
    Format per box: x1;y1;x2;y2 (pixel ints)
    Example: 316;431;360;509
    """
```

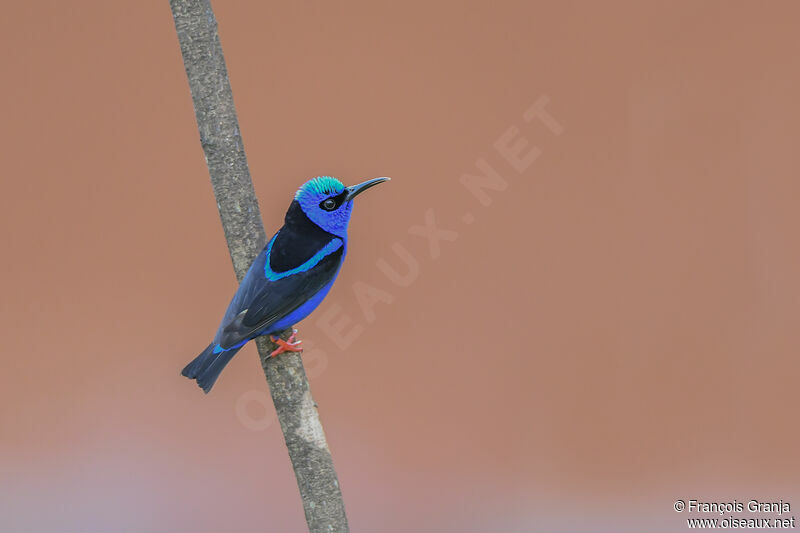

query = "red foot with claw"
269;329;302;357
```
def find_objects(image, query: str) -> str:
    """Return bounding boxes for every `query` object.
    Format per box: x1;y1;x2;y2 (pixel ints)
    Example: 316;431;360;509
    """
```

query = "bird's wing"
215;237;344;348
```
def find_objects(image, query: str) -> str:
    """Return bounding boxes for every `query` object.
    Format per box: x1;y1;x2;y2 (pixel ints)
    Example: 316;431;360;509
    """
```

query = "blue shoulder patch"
264;236;344;281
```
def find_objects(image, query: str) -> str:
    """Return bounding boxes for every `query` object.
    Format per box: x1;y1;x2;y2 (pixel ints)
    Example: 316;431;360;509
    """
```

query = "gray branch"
169;1;349;531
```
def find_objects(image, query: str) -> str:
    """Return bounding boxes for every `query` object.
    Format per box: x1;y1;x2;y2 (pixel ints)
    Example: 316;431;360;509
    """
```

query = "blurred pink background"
2;1;799;531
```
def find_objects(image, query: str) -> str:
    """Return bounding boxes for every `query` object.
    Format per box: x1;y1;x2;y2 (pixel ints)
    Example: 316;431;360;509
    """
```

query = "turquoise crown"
295;176;345;199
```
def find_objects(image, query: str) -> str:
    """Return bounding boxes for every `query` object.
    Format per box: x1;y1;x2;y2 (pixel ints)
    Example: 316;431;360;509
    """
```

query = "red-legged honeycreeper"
182;176;390;393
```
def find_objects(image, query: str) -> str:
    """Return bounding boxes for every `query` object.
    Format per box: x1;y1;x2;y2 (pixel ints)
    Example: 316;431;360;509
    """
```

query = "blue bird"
182;175;390;393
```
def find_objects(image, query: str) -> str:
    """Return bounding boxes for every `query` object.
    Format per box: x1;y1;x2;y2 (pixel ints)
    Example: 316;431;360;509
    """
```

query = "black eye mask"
319;190;347;211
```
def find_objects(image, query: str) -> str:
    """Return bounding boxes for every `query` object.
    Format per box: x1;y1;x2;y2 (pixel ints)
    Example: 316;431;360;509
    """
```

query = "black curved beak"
345;177;390;201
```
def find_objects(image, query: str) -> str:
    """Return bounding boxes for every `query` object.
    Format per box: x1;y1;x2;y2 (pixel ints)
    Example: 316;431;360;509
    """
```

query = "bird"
182;175;390;393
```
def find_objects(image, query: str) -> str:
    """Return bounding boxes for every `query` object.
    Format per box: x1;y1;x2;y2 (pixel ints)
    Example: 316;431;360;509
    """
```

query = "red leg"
269;328;302;357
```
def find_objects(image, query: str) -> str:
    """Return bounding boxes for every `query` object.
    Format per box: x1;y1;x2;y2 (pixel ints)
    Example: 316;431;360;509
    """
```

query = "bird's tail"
182;343;243;393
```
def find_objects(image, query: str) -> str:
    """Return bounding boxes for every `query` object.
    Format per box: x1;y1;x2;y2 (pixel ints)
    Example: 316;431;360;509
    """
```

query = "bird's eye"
321;198;337;211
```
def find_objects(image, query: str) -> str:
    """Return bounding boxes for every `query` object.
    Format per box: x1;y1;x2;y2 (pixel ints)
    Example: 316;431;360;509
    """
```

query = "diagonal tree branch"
169;1;349;531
